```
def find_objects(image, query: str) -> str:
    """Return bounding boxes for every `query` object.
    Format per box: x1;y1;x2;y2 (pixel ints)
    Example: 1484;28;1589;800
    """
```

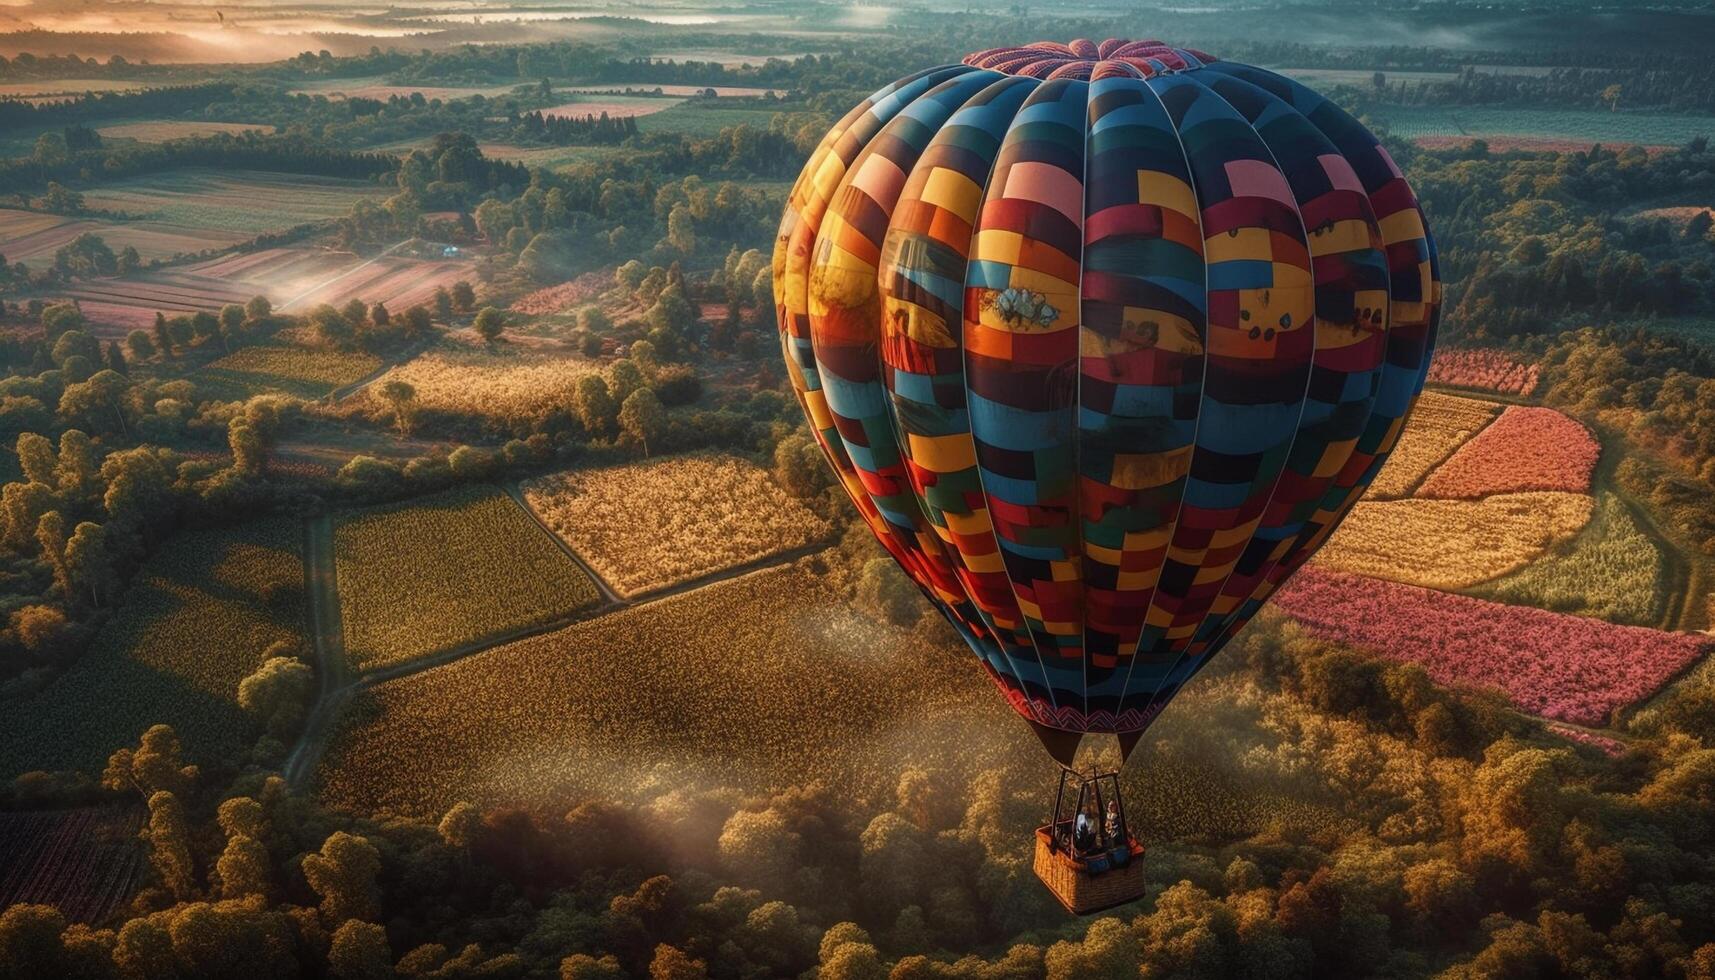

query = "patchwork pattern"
779;40;1441;735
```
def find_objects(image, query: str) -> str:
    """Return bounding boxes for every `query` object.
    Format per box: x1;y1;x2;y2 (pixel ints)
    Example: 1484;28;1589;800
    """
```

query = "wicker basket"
1032;827;1147;915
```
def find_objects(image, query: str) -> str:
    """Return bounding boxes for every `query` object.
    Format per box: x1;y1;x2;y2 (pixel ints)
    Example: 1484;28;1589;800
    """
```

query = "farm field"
0;78;201;98
0;807;145;923
362;344;602;424
1425;347;1540;395
52;246;478;336
0;207;233;266
1471;493;1666;626
285;77;530;100
1417;406;1599;498
634;101;787;136
566;82;778;96
315;562;1350;844
1315;491;1595;589
1366;391;1501;498
332;484;601;672
93;120;270;142
194;345;383;402
539;95;682;118
76;169;385;233
1373;105;1714;148
1275;566;1708;727
315;564;1019;816
521;453;834;597
0;520;306;780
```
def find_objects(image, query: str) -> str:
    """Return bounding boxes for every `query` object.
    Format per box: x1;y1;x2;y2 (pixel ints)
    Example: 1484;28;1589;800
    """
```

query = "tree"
608;359;644;403
772;432;830;499
51;329;100;368
41;303;86;339
433;286;454;321
451;280;476;312
103;724;197;798
63;521;115;606
649;945;708;980
303;832;382;924
574;375;617;439
58;369;133;435
238;656;314;738
217;833;272;901
329;920;392;980
378;379;417;436
1;480;55;550
53;233;115;277
34;510;68;596
341;298;369;328
220;303;246;335
145;791;196;900
474;306;506;342
245;294;272;320
15;431;56;485
0;904;73;978
229;418;264;475
106;341;128;375
42;181;83;214
618;388;664;456
402;304;433;340
857;558;920;627
311;305;354;349
153;312;174;358
118;245;141;274
369;301;389;326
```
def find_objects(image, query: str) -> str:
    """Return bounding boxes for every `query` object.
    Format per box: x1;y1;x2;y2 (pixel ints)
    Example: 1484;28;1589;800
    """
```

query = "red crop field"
0;806;145;923
1274;567;1709;725
1426;348;1541;395
1417;406;1600;498
538;97;681;119
47;247;476;335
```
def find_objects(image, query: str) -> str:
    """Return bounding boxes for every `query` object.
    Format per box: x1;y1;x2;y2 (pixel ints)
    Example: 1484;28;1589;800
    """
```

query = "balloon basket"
1033;767;1147;915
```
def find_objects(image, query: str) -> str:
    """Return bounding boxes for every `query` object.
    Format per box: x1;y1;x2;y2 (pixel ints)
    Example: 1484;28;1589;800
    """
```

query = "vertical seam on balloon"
1110;74;1208;729
1130;71;1320;722
1074;76;1092;728
964;76;1062;723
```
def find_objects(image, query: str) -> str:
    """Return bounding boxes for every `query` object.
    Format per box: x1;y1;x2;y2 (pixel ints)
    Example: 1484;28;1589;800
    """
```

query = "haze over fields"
3;1;1715;977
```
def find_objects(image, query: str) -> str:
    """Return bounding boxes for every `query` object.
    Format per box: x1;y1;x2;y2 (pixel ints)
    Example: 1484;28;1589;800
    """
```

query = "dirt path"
326;338;428;404
503;483;623;605
284;516;351;786
281;496;829;790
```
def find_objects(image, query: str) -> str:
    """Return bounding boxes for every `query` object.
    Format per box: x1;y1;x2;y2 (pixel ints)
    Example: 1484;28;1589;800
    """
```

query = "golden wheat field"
366;347;603;423
1367;391;1502;499
520;453;835;597
315;564;1028;816
1314;491;1595;589
333;485;601;672
314;562;1362;845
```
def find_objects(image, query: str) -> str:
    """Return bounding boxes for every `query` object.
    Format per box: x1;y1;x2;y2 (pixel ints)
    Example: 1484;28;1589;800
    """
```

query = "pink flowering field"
1417;406;1599;499
1273;566;1708;726
1427;348;1541;395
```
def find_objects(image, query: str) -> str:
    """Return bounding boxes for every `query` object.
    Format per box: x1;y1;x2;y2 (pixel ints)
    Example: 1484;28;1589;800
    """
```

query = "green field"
77;169;389;234
333;485;602;672
1468;492;1666;625
634;101;785;137
1373;104;1715;146
194;345;383;402
0;520;306;779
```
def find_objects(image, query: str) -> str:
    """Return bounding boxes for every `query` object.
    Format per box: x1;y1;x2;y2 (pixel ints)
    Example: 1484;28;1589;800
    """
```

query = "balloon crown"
962;38;1216;80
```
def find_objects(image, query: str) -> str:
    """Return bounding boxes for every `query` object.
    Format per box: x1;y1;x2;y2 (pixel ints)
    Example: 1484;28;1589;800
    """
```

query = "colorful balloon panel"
777;40;1440;738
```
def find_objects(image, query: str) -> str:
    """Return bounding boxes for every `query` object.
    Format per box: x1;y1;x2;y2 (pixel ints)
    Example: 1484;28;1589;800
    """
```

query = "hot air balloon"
772;38;1439;914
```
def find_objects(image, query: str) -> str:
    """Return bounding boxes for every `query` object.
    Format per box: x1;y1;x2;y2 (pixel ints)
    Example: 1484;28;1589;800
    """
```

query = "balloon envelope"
773;39;1440;750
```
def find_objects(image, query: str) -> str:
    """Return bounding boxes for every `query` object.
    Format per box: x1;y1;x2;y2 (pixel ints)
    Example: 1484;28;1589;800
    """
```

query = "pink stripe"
1224;158;1296;206
1003;160;1085;224
1317;153;1365;194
